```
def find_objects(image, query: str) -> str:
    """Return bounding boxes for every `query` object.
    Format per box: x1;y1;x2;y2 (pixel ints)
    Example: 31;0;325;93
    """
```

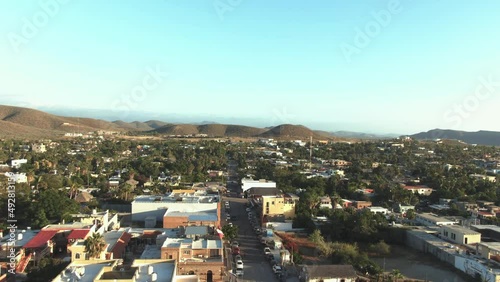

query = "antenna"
309;135;313;170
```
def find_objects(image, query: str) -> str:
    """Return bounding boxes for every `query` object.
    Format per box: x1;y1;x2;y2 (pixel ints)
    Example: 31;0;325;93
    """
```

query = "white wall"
132;202;218;221
455;256;498;281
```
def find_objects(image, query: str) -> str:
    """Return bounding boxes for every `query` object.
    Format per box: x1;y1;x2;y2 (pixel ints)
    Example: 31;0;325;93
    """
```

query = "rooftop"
52;261;117;282
164;210;218;222
184;226;209;236
133;193;219;204
441;225;481;235
24;230;58;249
472;225;500;233
162;238;222;250
0;229;38;248
417;213;457;223
132;260;176;282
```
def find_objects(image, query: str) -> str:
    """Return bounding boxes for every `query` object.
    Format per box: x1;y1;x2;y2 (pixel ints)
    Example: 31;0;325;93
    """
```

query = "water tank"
151;272;158;282
92;209;97;215
147;265;154;275
17;233;23;240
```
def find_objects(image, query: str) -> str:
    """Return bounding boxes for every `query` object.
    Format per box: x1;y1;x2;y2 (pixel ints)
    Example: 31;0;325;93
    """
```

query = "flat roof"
164;210;218;222
185;226;209;236
0;229;38;247
472;225;500;233
132;260;176;282
442;225;481;235
162;238;222;249
140;245;162;259
52;261;116;282
416;213;456;223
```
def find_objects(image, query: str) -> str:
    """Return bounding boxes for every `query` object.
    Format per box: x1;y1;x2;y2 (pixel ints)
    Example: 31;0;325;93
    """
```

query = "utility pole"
309;136;313;170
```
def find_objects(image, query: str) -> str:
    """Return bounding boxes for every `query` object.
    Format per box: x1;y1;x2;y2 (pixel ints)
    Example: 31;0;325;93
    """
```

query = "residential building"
353;201;372;209
31;143;46;153
10;159;27;169
261;193;299;220
471;225;500;242
241;178;276;193
403;185;434;196
163;210;219;229
416;213;457;227
367;206;389;215
4;172;28;183
318;196;332;209
300;264;357;282
393;203;415;214
440;225;481;245
161;238;224;281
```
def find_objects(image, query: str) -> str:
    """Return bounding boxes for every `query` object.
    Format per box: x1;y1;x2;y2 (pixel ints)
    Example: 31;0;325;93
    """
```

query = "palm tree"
391;269;403;282
84;233;106;259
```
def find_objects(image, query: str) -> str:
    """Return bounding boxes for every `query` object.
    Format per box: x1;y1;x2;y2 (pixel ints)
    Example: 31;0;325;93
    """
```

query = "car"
266;253;274;261
235;260;244;268
234;255;242;262
232;247;240;255
226;213;231;218
272;265;283;274
246;208;251;212
228;222;233;227
264;247;271;255
231;241;239;248
234;268;244;276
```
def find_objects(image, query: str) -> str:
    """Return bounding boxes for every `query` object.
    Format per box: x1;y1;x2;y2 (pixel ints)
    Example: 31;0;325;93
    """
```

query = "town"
1;133;500;282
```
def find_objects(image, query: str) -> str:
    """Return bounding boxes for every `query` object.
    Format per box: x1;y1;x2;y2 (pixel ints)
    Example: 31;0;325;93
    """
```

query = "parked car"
235;260;244;268
232;247;240;255
264;247;271;255
231;241;239;248
246;207;251;212
234;255;242;262
272;265;283;274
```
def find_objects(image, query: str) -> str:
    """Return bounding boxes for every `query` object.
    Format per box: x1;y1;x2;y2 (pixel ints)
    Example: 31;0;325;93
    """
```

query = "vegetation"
26;258;69;282
84;233;106;259
221;224;239;242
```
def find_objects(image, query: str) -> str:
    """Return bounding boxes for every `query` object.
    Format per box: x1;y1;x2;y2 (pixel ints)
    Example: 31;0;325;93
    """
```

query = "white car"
264;247;271;255
272;265;283;274
235;260;244;268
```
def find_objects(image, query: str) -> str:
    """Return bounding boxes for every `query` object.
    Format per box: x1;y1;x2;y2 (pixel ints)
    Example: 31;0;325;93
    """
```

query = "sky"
1;0;500;134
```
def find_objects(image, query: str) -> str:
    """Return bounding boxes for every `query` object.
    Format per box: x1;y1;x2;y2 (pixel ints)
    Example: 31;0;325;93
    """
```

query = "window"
451;233;456;240
184;250;191;255
272;201;275;205
75;253;81;259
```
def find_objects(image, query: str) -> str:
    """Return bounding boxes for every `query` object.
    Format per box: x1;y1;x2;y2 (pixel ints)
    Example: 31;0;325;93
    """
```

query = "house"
352;201;372;209
31;143;46;153
300;264;357;282
10;159;27;169
161;238;224;281
393;203;415;214
4;172;28;183
319;196;333;209
367;206;389;215
403;185;434;196
440;225;481;245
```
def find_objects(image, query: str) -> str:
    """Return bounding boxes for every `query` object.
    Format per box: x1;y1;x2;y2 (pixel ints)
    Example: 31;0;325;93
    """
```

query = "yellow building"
262;193;299;219
440;225;481;245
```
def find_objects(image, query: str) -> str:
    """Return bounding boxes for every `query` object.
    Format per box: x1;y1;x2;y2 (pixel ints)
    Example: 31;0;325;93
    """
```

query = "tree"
84;233;106;259
391;269;403;282
33;209;49;229
221;224;239;242
405;209;416;220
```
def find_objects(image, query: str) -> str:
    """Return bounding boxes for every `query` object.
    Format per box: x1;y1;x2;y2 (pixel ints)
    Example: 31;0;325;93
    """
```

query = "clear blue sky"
1;0;500;134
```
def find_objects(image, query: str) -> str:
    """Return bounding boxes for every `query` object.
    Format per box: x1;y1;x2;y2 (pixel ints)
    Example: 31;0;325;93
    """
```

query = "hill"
259;124;324;139
0;105;124;138
410;129;500;146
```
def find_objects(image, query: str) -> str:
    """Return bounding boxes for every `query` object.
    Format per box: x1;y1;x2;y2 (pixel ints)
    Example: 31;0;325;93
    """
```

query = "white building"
416;213;457;227
367;206;389;215
131;190;219;222
4;172;28;183
31;143;46;153
241;178;277;193
10;159;27;169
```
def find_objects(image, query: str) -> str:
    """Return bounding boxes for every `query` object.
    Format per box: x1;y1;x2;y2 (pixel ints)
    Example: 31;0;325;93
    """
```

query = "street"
225;160;278;282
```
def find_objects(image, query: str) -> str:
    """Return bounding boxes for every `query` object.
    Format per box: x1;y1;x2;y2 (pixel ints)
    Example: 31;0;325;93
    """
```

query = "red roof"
110;232;132;259
24;230;58;249
67;229;91;240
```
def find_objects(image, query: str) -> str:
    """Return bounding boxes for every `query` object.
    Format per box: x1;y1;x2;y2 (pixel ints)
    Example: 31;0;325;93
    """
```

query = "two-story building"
261;193;299;220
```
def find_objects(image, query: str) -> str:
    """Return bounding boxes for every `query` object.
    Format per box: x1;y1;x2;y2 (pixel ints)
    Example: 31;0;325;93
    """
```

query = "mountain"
410;129;500;146
0;105;124;137
258;124;324;139
330;131;398;139
112;120;154;131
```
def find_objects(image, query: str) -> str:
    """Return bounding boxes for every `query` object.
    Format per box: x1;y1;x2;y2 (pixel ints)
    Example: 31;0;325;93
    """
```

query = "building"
440;225;481;245
300;264;357;282
471;225;500;242
352;201;372;209
10;159;27;169
4;172;28;183
161;238;224;282
393;203;415;214
241;178;276;193
261;193;299;220
31;143;46;153
318;196;332;209
403;185;434;196
367;206;389;215
68;230;132;261
416;213;457;227
51;259;179;282
477;242;500;262
163;210;219;229
131;190;220;222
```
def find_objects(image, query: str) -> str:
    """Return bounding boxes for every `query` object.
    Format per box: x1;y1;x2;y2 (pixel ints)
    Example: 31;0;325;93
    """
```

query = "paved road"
225;160;278;282
225;197;278;282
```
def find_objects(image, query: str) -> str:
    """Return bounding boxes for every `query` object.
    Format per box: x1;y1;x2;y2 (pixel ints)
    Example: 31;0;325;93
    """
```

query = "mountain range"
1;105;499;145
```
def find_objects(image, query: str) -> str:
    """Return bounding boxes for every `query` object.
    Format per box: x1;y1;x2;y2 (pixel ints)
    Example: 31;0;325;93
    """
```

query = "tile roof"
24;230;58;249
67;229;91;240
